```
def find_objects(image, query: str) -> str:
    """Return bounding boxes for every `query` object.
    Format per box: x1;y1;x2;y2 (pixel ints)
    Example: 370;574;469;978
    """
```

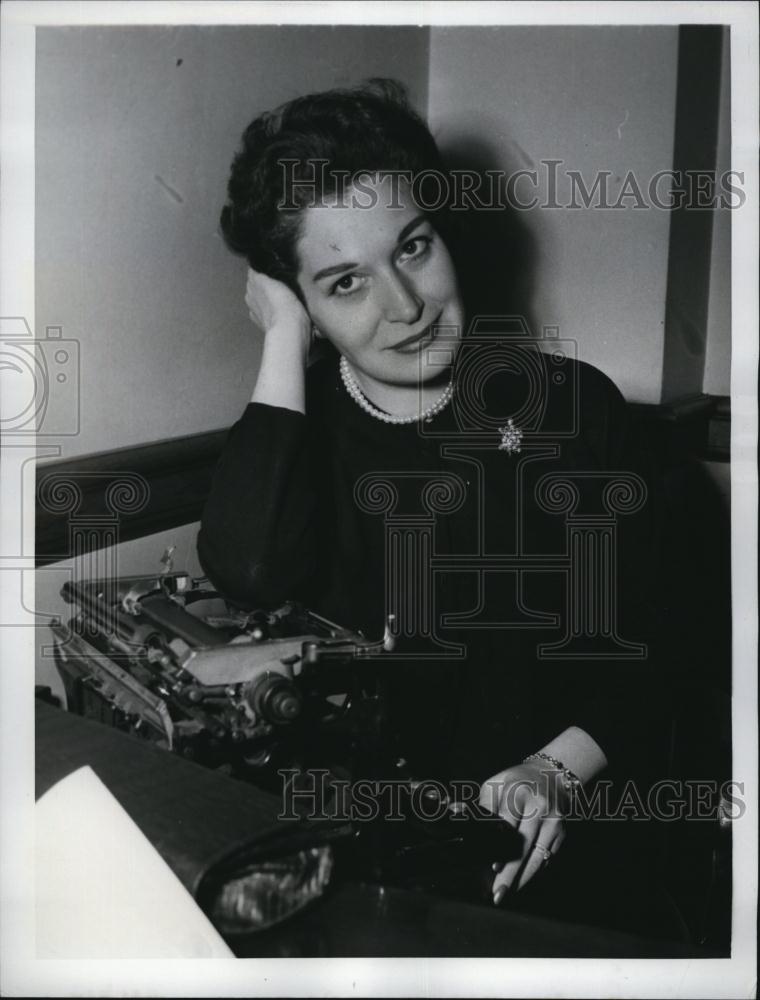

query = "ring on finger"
531;843;553;863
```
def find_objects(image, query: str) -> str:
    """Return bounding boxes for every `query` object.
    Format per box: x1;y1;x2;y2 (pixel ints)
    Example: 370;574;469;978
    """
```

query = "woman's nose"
381;271;424;324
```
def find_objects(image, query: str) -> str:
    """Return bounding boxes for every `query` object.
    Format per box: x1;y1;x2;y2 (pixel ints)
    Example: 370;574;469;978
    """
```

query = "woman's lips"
390;316;442;354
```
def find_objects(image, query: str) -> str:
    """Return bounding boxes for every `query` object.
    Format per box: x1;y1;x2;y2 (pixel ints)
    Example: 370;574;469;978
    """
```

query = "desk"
232;881;696;958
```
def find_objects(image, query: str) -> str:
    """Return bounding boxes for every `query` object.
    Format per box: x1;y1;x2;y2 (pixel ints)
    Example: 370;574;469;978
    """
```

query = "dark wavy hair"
220;79;456;296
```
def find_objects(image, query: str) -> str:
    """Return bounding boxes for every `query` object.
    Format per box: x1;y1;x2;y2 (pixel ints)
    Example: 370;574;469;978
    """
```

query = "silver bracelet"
523;752;582;795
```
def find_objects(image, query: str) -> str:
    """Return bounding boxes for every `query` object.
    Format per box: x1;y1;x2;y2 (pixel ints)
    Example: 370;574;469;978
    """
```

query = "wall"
703;27;732;397
660;26;726;402
35;25;733;690
36;23;732;424
427;26;680;404
34;25;429;691
35;25;430;459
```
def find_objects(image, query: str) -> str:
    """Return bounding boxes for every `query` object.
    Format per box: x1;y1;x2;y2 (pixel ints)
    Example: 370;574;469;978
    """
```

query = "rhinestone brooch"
497;419;523;454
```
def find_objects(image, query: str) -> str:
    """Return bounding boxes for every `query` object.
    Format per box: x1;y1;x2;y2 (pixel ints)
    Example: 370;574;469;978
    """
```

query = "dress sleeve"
197;402;319;609
562;363;670;782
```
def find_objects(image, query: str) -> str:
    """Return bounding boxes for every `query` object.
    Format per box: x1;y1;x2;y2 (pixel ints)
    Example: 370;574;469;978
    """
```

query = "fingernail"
493;886;507;906
491;861;502;873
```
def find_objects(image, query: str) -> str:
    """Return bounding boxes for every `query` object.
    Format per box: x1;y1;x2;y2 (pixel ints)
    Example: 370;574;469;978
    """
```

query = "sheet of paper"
35;765;233;958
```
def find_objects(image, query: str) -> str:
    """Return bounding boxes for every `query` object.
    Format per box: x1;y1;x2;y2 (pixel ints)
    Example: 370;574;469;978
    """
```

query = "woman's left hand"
479;759;571;901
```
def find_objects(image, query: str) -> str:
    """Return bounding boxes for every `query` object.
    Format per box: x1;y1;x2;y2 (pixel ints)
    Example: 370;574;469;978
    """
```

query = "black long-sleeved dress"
198;346;666;791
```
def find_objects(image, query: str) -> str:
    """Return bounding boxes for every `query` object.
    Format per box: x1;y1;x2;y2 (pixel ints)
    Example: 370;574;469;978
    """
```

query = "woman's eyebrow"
396;214;428;244
312;261;358;283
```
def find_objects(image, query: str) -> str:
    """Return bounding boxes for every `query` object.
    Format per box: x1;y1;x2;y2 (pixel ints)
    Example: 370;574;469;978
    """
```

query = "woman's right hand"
245;267;312;352
246;267;313;413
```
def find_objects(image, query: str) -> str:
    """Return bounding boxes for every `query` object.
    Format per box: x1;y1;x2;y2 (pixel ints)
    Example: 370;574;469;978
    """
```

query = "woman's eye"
330;274;364;297
398;236;432;262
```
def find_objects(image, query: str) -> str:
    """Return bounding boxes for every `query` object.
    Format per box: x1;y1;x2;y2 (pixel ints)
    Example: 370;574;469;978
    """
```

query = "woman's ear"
311;323;325;340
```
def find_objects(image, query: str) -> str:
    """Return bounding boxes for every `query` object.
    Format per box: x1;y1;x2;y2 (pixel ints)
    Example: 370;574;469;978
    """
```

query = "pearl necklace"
339;356;455;425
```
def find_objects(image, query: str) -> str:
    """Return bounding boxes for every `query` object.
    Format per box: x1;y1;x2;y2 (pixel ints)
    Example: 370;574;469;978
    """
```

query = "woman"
199;80;671;927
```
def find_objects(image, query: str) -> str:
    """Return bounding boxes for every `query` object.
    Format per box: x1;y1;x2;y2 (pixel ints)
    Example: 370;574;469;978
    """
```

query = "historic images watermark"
279;160;746;212
278;768;746;825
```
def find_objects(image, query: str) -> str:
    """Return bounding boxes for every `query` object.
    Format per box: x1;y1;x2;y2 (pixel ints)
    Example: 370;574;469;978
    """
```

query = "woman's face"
295;176;464;394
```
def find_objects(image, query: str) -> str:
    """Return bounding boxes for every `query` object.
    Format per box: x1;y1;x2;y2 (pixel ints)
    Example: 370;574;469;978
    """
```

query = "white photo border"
1;1;757;997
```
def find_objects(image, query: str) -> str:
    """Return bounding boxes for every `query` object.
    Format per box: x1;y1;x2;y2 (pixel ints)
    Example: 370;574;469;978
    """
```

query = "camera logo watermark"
353;316;648;660
1;316;149;636
0;317;80;437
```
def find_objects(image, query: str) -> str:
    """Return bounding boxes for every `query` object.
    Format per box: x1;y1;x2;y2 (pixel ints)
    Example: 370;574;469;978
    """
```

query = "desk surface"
232;881;696;959
34;700;703;960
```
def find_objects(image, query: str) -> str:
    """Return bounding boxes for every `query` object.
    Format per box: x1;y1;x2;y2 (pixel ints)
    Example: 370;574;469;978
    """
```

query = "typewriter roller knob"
245;674;303;725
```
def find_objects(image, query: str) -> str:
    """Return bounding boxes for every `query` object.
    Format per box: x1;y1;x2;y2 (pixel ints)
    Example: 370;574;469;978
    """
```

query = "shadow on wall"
442;137;538;337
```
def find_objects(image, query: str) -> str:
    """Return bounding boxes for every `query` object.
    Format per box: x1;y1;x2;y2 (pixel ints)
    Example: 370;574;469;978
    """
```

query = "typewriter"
51;571;396;782
50;571;514;905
